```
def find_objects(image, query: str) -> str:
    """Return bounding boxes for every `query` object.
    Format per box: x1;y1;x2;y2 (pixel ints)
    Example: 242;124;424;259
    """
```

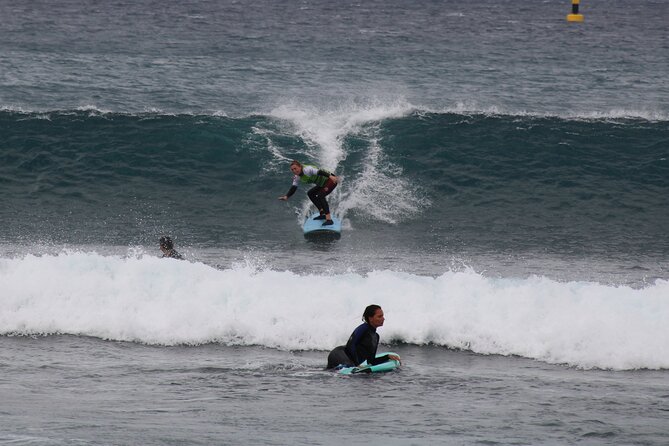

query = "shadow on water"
304;232;341;251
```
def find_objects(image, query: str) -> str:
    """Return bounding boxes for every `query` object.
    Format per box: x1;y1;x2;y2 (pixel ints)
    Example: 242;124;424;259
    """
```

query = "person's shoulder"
353;323;369;335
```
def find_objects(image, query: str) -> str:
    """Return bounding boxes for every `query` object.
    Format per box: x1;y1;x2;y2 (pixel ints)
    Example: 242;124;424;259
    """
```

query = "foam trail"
268;98;419;222
269;98;413;171
338;135;429;223
1;252;668;370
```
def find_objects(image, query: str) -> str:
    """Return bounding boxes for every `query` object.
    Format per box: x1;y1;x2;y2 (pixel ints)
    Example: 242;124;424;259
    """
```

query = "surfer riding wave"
278;160;338;226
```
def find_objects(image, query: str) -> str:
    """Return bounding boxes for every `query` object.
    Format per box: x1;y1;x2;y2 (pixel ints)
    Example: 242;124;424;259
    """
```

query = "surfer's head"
159;235;174;251
363;304;384;328
290;160;303;175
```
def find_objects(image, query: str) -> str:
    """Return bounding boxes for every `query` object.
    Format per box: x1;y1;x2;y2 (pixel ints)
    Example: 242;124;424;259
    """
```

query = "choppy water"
2;336;668;446
1;0;668;444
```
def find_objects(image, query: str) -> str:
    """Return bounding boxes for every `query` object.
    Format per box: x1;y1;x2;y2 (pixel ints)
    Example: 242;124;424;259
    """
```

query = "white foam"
268;97;414;171
338;136;430;223
75;104;114;115
1;251;667;370
266;98;426;222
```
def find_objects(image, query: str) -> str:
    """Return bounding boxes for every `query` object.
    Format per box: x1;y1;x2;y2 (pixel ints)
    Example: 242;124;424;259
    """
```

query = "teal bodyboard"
303;212;341;238
337;352;401;375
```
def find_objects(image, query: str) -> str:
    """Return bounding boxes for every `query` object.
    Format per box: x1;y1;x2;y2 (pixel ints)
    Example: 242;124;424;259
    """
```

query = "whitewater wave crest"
1;251;667;371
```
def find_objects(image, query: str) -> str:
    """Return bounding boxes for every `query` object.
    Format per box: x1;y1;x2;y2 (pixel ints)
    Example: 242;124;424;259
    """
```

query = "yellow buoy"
567;0;584;22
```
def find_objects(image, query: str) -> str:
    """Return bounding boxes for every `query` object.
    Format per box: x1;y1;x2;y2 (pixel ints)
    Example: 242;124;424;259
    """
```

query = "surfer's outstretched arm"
278;185;297;201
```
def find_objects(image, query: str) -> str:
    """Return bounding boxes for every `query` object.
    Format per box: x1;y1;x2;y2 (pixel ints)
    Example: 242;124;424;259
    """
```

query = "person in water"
327;304;400;369
159;235;184;260
278;160;338;226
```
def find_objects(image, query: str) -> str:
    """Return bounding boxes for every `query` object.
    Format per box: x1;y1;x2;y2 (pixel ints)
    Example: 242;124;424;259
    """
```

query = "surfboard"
303;212;341;238
337;352;401;375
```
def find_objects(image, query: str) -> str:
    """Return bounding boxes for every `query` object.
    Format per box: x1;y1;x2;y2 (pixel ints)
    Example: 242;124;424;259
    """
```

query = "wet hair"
159;236;173;250
290;160;302;168
362;304;382;323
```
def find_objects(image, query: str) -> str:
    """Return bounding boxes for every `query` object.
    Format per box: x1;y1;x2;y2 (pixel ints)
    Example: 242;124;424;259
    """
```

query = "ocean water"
1;0;668;444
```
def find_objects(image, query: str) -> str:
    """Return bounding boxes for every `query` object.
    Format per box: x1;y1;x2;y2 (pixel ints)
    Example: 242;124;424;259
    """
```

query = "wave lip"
1;252;667;371
2;103;668;122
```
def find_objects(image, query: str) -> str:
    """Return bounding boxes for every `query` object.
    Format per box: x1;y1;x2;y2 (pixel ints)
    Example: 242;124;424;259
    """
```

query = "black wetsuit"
327;322;390;369
162;249;184;260
306;180;336;216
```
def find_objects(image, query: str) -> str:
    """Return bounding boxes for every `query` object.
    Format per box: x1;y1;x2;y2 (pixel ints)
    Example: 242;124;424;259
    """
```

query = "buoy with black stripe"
567;0;584;22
